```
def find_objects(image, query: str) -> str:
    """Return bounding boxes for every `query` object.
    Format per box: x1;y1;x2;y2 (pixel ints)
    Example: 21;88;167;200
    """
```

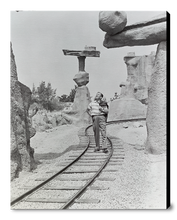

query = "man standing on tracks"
87;92;109;153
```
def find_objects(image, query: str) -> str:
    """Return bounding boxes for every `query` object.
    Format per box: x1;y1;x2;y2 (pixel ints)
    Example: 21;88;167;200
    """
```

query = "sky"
11;11;163;101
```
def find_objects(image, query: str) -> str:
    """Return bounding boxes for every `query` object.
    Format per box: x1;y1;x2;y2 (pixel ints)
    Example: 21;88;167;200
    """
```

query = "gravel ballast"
71;143;166;209
11;123;166;209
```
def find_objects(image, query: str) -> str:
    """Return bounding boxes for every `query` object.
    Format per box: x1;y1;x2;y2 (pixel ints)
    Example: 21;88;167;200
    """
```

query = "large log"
120;12;166;32
103;21;166;48
103;13;166;48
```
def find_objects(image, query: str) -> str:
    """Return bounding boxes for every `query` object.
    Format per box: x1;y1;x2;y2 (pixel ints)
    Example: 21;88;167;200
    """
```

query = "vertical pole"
77;56;86;71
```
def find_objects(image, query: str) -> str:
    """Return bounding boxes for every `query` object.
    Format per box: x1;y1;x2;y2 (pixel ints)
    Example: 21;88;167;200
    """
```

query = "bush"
49;99;66;111
59;86;77;102
31;82;77;112
31;82;56;111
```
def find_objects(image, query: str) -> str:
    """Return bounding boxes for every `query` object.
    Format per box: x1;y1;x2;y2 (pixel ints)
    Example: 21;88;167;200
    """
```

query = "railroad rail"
11;117;145;209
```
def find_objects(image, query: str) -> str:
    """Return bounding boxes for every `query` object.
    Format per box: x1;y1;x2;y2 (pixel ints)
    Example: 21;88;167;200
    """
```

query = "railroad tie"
44;186;109;190
24;198;100;204
35;177;115;181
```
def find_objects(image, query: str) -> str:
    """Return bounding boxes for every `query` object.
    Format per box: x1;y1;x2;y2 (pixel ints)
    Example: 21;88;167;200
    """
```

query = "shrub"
31;82;77;112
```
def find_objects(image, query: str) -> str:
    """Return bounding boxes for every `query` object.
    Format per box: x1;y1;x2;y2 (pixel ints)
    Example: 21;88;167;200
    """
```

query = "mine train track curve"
11;117;146;209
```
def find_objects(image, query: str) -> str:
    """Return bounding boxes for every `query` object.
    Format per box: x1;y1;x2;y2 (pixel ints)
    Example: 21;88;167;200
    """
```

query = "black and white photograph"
10;10;169;210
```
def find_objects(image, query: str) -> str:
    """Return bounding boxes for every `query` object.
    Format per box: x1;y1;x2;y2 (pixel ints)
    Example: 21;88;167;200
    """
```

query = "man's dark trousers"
92;115;107;150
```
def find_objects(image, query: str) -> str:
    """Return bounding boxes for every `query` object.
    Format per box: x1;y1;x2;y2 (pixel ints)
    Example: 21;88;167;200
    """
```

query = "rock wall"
108;81;146;121
108;97;146;121
145;41;166;154
11;44;36;180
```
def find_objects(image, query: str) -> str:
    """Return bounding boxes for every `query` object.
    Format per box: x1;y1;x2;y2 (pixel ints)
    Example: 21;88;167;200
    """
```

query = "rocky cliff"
145;41;166;154
11;43;36;180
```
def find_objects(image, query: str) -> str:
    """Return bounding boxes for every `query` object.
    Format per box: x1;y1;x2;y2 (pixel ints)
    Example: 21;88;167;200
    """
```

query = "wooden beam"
63;49;100;57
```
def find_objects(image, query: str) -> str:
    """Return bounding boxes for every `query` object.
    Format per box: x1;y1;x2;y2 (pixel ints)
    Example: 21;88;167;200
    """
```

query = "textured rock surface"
99;11;127;35
11;44;36;180
104;21;166;48
73;71;89;86
72;86;92;125
145;42;166;154
119;81;134;98
108;75;147;121
107;97;146;121
101;11;166;48
124;52;155;103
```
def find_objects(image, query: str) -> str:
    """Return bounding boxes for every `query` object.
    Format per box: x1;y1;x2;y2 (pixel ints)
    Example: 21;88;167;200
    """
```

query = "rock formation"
102;12;166;48
72;86;92;125
108;81;146;121
11;43;36;180
145;41;166;154
123;51;155;104
63;46;100;125
99;11;127;35
108;49;155;121
73;71;89;86
119;81;134;98
99;11;167;154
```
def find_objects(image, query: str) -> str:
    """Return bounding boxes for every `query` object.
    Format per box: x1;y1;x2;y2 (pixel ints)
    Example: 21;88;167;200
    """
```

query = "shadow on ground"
34;144;79;161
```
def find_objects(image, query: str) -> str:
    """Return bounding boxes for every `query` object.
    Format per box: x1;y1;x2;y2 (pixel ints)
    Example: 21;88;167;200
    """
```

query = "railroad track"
11;118;145;209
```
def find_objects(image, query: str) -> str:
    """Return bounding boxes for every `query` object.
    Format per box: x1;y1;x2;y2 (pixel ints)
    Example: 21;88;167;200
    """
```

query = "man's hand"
99;106;108;114
99;106;104;112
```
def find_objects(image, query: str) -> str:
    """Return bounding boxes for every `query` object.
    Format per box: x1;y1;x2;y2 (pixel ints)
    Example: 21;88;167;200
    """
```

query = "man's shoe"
94;147;100;152
102;148;109;153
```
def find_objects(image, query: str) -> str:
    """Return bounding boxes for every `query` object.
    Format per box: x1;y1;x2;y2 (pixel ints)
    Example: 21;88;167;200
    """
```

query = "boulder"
73;71;89;86
122;123;128;128
145;41;166;154
99;11;127;35
58;117;68;125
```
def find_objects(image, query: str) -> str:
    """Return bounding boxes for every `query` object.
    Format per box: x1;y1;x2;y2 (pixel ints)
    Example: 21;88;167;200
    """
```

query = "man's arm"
86;108;91;116
86;103;92;116
99;106;109;114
